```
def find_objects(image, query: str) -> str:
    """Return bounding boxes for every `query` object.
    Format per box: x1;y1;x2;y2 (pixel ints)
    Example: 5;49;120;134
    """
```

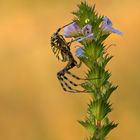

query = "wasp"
50;22;95;93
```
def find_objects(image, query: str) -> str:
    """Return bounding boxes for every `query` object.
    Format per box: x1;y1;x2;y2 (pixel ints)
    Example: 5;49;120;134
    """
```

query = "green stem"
71;2;120;140
97;120;101;128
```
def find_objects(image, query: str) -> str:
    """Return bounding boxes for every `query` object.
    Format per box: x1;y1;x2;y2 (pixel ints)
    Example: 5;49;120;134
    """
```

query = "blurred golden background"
0;0;139;140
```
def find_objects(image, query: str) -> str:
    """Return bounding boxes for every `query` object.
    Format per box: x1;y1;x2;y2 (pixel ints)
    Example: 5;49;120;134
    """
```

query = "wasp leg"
56;22;75;33
63;74;88;87
63;75;89;88
56;51;91;93
57;73;87;93
61;76;87;93
66;71;99;81
57;66;89;93
62;75;92;90
58;77;67;92
76;60;82;68
63;75;78;87
66;71;86;80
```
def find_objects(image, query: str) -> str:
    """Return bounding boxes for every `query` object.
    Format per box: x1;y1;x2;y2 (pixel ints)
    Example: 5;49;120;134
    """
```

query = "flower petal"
102;16;113;26
101;16;123;35
82;24;92;36
63;22;81;38
109;27;123;35
75;46;85;57
76;33;94;42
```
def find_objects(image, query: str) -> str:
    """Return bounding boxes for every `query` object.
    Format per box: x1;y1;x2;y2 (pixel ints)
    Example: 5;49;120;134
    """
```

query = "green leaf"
99;122;118;138
98;34;110;43
103;54;113;67
89;99;112;120
78;120;96;135
101;82;118;101
73;2;96;27
81;82;98;98
86;66;111;89
102;117;110;126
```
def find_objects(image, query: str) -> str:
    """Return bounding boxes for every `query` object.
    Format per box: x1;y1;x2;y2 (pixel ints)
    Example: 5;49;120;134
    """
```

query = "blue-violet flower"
82;24;92;36
75;46;85;57
63;22;94;42
76;33;94;42
101;16;123;35
63;22;81;38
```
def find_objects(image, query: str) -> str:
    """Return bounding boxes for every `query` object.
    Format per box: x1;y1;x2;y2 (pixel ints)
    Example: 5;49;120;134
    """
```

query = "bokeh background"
0;0;139;140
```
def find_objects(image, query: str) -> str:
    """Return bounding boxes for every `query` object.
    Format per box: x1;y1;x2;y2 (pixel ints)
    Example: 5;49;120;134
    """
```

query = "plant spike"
71;2;122;140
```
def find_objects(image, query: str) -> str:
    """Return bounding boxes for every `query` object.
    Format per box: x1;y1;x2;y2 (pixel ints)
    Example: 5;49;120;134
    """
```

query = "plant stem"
71;2;122;140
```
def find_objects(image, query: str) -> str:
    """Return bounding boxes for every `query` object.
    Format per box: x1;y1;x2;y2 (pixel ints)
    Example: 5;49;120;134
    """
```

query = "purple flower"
76;24;94;42
63;22;94;42
81;24;92;36
101;16;123;35
75;46;85;57
75;33;94;42
63;22;81;38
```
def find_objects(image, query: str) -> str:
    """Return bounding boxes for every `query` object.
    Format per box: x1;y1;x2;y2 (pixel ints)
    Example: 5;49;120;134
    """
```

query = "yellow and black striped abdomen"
51;45;65;61
51;34;69;62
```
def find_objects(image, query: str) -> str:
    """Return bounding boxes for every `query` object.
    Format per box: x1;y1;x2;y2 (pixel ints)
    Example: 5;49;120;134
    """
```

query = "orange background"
0;0;139;140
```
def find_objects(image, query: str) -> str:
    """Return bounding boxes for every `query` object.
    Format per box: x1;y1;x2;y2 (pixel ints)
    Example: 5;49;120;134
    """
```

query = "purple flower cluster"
63;17;122;57
64;23;94;42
